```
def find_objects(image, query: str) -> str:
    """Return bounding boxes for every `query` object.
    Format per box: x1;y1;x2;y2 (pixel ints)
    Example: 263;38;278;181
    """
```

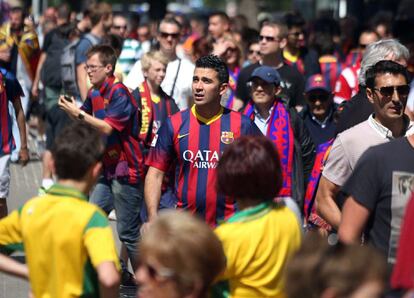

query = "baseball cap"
249;66;281;85
305;74;331;93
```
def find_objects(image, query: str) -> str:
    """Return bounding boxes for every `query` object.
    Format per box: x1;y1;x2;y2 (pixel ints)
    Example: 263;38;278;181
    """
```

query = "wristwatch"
78;110;86;120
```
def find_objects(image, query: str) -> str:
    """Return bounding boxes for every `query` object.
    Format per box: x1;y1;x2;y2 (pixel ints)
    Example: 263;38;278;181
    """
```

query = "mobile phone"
63;95;73;102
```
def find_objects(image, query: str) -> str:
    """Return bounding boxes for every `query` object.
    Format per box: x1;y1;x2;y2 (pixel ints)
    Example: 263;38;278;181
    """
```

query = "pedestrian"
59;45;144;271
212;136;302;298
143;54;260;228
0;122;120;298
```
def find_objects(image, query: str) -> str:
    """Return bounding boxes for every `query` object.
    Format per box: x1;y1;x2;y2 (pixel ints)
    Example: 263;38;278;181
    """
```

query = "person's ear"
105;64;113;75
279;37;287;49
219;83;228;96
366;87;375;104
91;162;102;180
275;85;282;96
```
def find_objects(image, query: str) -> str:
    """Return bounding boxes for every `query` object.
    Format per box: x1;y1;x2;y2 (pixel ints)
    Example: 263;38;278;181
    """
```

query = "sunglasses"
113;25;127;30
259;35;280;42
159;31;180;39
308;93;330;102
372;85;410;98
248;49;261;55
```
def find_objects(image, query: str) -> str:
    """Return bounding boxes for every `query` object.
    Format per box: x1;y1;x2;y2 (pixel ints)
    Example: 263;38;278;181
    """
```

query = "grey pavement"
0;157;133;298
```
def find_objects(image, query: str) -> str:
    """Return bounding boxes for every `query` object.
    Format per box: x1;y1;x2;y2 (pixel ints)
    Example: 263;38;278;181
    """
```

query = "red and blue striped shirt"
81;76;144;184
147;106;260;226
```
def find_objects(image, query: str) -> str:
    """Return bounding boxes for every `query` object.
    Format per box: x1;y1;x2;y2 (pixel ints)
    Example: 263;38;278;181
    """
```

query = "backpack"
60;34;99;96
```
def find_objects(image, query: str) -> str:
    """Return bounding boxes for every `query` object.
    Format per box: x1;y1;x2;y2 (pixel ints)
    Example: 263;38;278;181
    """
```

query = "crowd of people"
0;2;414;298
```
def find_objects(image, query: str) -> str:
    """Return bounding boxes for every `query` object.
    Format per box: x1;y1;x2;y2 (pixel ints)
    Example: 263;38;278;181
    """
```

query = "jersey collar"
191;105;224;125
46;184;88;202
226;200;275;223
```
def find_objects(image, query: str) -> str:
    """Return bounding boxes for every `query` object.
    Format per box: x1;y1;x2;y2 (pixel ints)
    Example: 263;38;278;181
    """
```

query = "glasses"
113;25;127;30
373;85;410;98
248;49;261;55
259;35;280;42
141;262;175;281
84;64;105;72
248;79;274;89
159;31;180;39
308;92;330;102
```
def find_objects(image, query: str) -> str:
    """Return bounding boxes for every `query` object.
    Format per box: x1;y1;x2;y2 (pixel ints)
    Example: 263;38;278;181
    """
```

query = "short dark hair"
365;60;409;89
209;11;230;24
195;55;229;85
86;45;117;74
51;123;104;181
217;136;282;201
88;2;112;27
284;11;305;29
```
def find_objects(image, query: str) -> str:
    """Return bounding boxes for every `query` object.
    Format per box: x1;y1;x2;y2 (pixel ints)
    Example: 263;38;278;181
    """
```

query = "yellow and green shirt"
0;184;120;298
212;201;302;298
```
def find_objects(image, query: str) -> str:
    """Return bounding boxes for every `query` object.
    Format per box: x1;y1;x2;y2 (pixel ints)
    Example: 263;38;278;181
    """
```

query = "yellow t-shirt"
0;184;120;298
212;201;302;298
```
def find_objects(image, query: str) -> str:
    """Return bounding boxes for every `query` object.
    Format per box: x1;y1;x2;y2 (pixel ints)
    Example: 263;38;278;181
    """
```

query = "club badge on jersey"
221;131;234;144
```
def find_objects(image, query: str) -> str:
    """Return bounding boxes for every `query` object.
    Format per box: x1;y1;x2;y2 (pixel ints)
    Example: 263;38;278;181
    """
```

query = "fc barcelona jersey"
147;106;260;226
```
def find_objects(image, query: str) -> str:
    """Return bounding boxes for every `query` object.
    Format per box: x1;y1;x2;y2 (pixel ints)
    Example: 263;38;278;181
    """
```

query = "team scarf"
138;80;174;145
303;139;333;231
225;67;240;110
244;99;294;197
89;76;130;177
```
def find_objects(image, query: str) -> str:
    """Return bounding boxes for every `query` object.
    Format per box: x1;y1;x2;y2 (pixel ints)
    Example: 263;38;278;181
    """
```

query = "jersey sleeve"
146;117;175;172
104;87;136;132
341;147;379;211
0;209;24;254
81;96;93;114
83;210;120;270
322;136;351;186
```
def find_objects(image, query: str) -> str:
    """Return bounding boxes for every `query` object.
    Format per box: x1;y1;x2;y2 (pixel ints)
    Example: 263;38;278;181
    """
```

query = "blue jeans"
90;176;143;265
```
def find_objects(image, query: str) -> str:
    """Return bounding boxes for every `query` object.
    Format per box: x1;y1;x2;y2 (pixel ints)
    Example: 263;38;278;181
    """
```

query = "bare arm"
0;254;29;280
58;96;113;135
76;63;88;101
31;52;47;98
144;167;165;221
12;96;29;166
315;176;341;229
338;196;370;244
96;261;120;298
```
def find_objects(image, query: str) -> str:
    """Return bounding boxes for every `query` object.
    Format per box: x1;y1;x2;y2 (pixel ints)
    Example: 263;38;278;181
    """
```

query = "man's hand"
31;84;39;100
19;148;29;166
58;95;79;119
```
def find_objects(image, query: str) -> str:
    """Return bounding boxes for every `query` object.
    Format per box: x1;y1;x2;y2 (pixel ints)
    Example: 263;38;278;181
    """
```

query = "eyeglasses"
308;92;330;102
159;31;180;39
259;35;280;42
140;262;175;281
248;49;261;55
84;64;105;72
248;79;274;89
113;25;127;30
372;85;410;98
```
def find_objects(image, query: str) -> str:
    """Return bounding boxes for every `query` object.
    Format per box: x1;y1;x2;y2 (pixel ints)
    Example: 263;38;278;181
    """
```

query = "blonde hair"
141;50;169;72
139;210;226;296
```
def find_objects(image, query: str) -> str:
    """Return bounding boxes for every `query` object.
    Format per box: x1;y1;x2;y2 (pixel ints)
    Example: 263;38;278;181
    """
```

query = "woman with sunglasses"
136;210;226;298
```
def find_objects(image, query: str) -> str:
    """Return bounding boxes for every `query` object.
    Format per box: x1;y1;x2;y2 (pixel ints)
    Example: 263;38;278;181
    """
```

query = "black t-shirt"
342;137;414;264
236;62;305;108
335;88;373;134
41;27;69;88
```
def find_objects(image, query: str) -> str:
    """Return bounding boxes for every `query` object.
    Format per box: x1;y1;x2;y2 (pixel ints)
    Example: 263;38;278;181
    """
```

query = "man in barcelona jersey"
144;55;260;227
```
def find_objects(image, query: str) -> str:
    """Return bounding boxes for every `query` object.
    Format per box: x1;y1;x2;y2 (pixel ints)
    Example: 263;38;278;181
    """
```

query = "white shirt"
124;57;195;110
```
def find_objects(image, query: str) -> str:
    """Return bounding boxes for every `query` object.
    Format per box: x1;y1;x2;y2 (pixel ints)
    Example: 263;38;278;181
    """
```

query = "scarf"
138;81;174;146
225;67;239;109
304;139;333;231
244;99;294;197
